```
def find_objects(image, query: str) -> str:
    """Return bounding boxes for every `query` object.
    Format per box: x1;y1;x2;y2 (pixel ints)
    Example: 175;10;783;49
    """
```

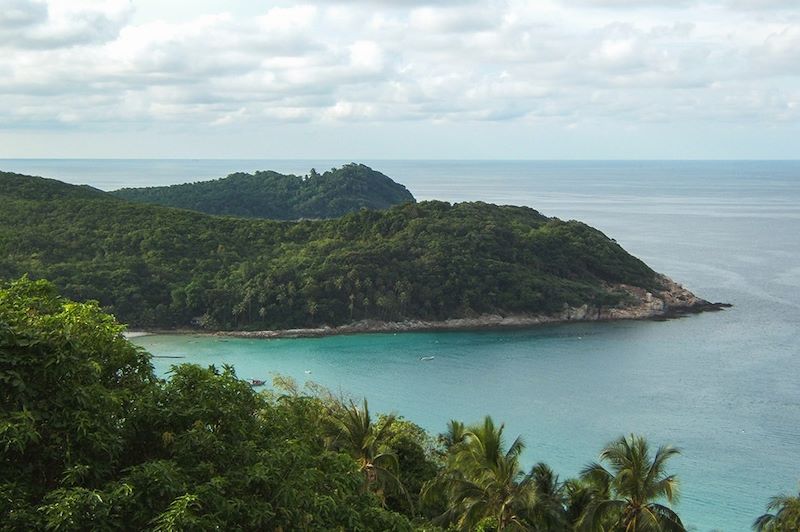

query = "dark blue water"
4;159;799;531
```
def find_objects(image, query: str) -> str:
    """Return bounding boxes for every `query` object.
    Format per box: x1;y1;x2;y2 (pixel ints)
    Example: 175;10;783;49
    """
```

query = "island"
111;163;415;220
0;166;727;333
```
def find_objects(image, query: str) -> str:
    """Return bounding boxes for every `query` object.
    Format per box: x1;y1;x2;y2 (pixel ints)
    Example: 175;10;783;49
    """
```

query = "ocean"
4;159;799;531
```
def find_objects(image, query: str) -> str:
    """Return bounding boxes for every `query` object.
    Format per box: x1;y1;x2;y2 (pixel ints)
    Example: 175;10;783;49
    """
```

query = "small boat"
249;379;266;386
304;370;312;374
419;356;435;362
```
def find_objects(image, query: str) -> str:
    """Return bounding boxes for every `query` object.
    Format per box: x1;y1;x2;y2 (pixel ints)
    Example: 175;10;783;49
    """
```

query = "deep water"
4;159;799;531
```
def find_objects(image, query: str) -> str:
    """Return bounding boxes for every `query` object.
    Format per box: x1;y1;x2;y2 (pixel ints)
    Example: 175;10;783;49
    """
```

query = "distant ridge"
111;163;415;220
0;171;107;201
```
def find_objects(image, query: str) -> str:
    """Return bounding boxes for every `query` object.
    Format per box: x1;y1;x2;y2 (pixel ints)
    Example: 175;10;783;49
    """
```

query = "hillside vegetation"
0;170;659;330
111;163;415;220
1;278;693;531
6;278;790;531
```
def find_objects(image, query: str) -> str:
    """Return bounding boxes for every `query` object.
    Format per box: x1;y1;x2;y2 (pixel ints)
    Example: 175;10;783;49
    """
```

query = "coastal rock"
221;275;729;340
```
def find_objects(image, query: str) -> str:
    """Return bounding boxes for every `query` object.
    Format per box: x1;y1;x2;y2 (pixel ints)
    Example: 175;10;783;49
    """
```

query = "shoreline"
128;275;731;340
219;302;730;340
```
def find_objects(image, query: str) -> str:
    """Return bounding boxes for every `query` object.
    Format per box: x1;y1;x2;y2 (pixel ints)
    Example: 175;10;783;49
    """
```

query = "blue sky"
0;0;798;159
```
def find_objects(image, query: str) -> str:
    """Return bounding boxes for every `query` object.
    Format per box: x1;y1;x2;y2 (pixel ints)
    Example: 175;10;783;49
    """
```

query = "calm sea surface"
4;159;799;531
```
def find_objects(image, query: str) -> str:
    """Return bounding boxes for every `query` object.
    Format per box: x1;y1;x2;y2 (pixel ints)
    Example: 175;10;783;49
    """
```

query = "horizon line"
2;157;800;162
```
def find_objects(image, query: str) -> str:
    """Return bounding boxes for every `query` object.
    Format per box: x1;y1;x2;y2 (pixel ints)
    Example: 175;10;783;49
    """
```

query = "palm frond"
580;461;613;491
645;503;686;532
753;491;800;531
753;512;777;531
578;498;626;532
505;435;526;461
647;474;680;504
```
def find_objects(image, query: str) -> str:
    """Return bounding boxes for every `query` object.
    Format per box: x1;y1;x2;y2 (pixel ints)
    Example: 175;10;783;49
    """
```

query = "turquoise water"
5;159;800;530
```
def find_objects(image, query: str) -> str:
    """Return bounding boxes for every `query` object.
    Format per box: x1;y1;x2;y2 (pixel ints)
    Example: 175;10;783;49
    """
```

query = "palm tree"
440;419;467;451
579;434;685;532
432;416;536;531
523;462;569;530
564;478;601;529
753;487;800;531
327;399;410;507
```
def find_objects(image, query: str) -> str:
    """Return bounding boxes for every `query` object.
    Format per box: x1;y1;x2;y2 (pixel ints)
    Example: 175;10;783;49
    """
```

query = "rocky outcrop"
221;274;730;339
592;274;729;320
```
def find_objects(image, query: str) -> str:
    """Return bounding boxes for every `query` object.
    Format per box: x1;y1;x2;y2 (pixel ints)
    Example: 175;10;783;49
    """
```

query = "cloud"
725;0;800;9
326;0;480;4
559;0;800;9
408;6;496;33
0;0;798;140
751;26;800;75
348;40;385;72
0;0;132;49
0;0;48;29
568;0;697;7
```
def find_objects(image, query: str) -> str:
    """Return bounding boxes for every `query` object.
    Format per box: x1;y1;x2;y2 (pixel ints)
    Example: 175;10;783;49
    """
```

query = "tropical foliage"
753;488;800;531
112;163;416;220
578;435;684;531
424;416;538;530
421;418;685;532
325;400;417;513
0;277;792;531
0;277;412;531
0;170;659;330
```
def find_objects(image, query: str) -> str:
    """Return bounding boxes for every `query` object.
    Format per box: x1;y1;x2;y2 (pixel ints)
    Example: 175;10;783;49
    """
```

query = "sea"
3;159;799;531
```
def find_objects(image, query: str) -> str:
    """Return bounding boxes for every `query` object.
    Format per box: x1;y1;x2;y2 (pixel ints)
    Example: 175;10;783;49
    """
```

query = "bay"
4;159;799;531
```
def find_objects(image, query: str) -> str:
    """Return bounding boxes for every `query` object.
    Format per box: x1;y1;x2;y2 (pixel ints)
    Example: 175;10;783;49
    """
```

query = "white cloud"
408;6;495;33
569;0;697;7
257;5;318;32
0;0;132;49
725;0;800;9
752;26;800;74
348;40;385;72
0;0;48;29
0;0;798;156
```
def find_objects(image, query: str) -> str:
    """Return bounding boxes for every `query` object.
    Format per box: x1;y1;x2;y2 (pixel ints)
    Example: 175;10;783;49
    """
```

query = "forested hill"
0;171;107;201
111;163;415;219
0;170;660;329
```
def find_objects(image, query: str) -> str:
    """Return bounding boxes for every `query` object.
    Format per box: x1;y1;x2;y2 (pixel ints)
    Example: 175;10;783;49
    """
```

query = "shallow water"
6;159;799;531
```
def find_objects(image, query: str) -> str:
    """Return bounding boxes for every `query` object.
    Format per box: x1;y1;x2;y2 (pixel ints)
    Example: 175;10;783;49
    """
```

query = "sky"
0;0;798;159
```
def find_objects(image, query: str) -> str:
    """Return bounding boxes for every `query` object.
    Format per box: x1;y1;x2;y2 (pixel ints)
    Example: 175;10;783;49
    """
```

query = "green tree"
2;170;666;332
375;416;439;515
523;462;569;530
0;276;153;530
111;163;415;220
428;416;541;531
753;486;800;531
579;434;685;532
327;399;412;509
0;278;414;531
